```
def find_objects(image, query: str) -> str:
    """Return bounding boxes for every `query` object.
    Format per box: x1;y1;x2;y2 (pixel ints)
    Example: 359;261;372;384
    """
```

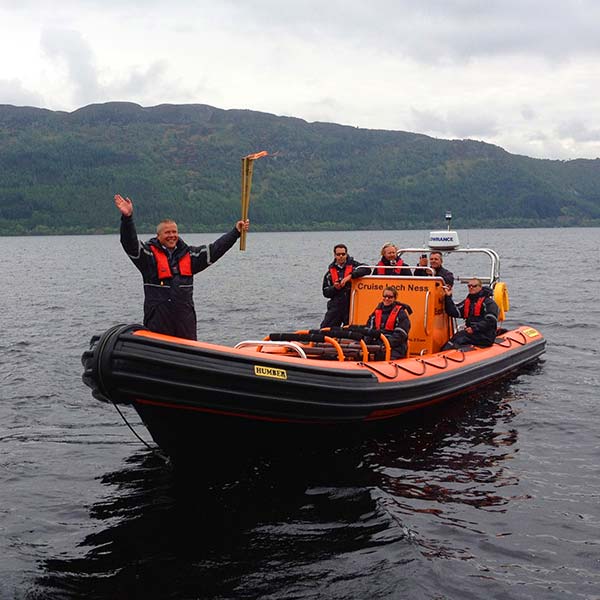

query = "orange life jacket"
150;246;193;279
463;296;485;318
329;263;354;284
374;304;403;330
375;259;406;276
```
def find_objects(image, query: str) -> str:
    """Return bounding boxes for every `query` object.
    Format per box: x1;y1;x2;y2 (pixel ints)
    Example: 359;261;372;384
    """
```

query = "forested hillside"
1;102;599;235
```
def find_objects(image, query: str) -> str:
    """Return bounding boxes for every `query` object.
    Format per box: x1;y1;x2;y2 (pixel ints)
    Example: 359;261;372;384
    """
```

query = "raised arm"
114;194;141;258
188;220;247;274
235;219;250;233
443;290;461;318
114;194;133;217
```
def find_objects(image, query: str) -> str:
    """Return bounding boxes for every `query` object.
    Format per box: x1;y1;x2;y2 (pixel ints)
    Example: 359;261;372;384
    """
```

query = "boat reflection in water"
36;374;529;599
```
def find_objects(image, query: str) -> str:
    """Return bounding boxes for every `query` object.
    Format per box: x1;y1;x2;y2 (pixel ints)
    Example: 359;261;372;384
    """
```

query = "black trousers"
144;300;197;340
442;329;493;350
320;301;350;328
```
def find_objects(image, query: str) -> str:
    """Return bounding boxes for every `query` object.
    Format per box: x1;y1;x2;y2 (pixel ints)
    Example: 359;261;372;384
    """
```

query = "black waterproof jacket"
366;301;412;359
320;256;370;328
444;287;499;347
372;257;412;277
120;215;240;340
414;264;455;286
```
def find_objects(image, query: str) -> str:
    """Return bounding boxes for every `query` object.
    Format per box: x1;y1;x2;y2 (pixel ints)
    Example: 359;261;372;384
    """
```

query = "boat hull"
82;324;545;459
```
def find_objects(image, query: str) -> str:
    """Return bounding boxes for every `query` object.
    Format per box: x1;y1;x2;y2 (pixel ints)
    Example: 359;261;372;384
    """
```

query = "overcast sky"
2;0;600;160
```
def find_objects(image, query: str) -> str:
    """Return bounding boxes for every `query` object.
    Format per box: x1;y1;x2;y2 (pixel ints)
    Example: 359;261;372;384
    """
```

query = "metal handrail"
423;290;430;335
398;247;500;286
360;265;434;275
234;340;308;359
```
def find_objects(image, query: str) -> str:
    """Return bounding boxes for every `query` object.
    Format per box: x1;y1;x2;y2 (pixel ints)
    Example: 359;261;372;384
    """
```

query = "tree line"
0;102;599;235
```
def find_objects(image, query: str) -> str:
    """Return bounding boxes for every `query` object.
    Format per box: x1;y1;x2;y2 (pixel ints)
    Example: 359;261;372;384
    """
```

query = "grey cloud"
114;62;169;95
14;1;600;64
217;0;600;63
0;79;45;106
105;61;201;105
39;28;194;108
41;28;102;105
410;107;498;138
295;97;345;123
526;130;548;142
521;105;536;121
557;120;600;142
409;108;449;134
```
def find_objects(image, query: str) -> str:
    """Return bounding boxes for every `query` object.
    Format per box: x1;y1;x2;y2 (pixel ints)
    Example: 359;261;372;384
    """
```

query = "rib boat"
82;224;545;460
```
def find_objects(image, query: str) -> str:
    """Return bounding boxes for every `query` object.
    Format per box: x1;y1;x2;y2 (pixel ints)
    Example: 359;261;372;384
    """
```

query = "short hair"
333;243;348;253
383;285;398;299
157;219;177;235
380;242;397;256
430;251;443;261
469;277;482;286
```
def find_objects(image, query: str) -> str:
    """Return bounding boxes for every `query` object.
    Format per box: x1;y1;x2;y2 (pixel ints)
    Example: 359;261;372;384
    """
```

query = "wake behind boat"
82;224;545;460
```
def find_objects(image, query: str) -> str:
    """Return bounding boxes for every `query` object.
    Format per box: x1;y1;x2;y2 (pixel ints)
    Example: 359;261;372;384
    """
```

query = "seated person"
442;278;499;349
373;242;411;276
414;251;454;286
366;286;412;359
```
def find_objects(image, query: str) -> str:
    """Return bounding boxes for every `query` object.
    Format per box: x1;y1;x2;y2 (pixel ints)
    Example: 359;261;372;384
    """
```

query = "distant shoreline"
1;222;599;237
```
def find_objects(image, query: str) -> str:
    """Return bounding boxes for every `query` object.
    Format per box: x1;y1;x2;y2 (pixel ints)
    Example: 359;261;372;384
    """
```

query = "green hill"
0;101;599;235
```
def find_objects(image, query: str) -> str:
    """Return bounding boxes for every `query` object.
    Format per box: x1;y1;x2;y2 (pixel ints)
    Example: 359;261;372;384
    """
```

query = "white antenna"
445;211;452;230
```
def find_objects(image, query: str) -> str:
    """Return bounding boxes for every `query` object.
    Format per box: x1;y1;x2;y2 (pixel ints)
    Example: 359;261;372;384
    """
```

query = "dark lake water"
2;227;599;599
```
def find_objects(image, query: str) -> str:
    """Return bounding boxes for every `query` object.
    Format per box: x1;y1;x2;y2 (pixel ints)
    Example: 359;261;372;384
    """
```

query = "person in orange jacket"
443;278;499;349
366;286;412;359
320;243;370;328
115;194;248;340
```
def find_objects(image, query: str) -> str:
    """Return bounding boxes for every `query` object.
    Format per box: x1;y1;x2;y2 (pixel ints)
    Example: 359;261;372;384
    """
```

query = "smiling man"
114;194;248;340
414;251;454;287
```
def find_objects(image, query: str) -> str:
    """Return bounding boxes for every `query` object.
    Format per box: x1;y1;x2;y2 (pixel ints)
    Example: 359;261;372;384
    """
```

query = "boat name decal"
357;282;430;292
254;365;288;380
522;328;540;338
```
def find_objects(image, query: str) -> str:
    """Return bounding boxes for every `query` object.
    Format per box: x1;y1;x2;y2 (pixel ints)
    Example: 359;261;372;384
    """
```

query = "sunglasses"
382;294;395;299
335;252;347;256
467;284;481;288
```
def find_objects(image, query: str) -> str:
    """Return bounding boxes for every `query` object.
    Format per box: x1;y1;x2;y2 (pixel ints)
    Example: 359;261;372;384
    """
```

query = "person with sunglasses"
366;286;412;359
442;278;499;349
320;244;370;328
